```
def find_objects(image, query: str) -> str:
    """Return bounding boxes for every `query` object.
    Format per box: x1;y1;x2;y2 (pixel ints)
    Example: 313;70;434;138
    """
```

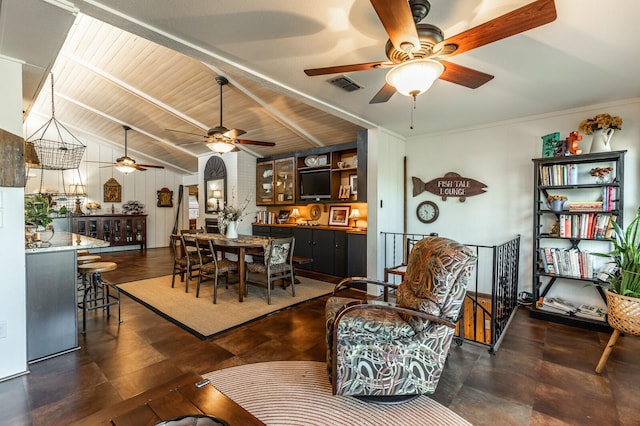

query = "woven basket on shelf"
606;290;640;336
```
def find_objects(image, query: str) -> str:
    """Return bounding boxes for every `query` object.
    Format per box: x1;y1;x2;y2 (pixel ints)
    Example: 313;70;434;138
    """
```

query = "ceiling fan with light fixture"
99;125;165;174
167;76;276;154
305;0;557;104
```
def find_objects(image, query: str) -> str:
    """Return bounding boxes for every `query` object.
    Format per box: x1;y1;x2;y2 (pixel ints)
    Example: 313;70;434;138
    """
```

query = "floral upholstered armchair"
325;236;476;397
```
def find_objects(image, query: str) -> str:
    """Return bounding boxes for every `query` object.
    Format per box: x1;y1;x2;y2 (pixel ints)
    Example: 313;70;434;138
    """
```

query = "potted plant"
603;206;640;298
24;194;55;243
595;206;640;373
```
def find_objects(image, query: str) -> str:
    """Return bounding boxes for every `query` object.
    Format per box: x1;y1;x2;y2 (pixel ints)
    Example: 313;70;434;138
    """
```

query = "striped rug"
203;361;472;426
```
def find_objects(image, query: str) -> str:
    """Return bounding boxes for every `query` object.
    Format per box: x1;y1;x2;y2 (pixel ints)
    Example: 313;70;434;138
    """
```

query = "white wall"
405;98;640;306
0;57;28;380
197;151;258;235
367;128;406;286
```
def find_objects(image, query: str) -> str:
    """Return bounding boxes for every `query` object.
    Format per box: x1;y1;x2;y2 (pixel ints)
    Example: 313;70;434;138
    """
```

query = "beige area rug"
203;361;472;426
117;275;335;339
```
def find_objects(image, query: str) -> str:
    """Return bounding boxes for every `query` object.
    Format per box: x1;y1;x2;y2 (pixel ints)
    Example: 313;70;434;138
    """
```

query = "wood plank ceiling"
27;14;365;175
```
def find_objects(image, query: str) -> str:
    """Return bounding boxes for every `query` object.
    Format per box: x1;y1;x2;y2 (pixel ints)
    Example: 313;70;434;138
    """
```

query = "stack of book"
538;164;578;186
539;247;595;278
556;213;616;239
536;296;607;321
255;211;277;224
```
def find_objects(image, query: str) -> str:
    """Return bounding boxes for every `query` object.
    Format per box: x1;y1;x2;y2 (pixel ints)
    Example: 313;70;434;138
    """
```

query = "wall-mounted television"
299;169;331;200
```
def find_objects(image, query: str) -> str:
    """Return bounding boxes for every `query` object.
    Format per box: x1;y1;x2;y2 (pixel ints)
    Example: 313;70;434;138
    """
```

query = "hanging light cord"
410;94;417;130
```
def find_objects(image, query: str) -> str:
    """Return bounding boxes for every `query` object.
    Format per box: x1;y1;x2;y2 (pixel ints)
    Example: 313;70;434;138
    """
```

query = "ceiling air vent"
328;75;363;92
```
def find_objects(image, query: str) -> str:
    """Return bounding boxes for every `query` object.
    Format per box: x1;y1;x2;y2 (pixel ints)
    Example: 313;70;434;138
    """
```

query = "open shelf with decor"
531;150;625;331
256;130;367;205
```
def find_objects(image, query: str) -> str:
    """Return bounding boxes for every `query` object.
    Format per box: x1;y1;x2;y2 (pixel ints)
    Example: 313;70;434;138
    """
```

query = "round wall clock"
416;201;439;224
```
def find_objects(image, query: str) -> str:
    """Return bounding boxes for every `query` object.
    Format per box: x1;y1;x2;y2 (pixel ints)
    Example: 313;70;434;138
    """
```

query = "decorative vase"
225;221;238;239
550;200;565;213
38;224;55;243
589;128;615;153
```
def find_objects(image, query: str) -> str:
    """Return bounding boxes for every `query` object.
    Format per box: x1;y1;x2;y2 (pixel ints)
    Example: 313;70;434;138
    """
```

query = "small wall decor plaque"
157;187;173;207
104;177;122;203
412;172;487;202
541;132;560;158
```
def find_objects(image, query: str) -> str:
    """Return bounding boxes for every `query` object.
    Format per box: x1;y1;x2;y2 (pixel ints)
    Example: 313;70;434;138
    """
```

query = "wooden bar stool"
77;249;91;256
77;261;121;333
77;255;101;264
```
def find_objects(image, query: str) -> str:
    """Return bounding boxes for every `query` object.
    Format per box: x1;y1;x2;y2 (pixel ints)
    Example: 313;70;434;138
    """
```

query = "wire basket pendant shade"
26;73;86;170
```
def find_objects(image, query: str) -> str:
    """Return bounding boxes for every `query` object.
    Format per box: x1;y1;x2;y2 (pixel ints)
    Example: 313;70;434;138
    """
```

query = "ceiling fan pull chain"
410;94;417;129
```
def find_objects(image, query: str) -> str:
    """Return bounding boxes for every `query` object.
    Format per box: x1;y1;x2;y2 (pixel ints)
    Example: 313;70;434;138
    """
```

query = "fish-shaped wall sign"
412;172;487;202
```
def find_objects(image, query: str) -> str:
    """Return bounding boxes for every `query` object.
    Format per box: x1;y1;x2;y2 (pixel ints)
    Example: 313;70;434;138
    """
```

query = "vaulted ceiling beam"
62;52;210;131
76;0;375;130
41;87;199;159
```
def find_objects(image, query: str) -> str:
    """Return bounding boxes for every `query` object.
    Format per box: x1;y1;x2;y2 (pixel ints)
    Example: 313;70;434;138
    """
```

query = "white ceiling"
2;0;640;174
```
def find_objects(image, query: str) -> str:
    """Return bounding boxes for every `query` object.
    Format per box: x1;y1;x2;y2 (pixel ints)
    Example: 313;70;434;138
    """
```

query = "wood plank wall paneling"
0;128;26;187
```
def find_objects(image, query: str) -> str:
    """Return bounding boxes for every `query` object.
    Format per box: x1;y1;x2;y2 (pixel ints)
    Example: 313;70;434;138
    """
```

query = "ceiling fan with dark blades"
167;76;276;153
304;0;557;104
95;125;165;173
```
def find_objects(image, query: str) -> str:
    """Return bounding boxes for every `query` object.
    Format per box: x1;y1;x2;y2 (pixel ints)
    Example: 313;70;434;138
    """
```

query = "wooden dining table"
196;233;270;302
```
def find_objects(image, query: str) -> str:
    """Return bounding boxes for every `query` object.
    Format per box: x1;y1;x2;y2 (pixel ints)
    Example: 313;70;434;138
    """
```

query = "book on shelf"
575;303;607;321
536;297;606;321
604;215;617;238
538;247;594;279
556;213;613;239
567;201;603;212
538;163;579;186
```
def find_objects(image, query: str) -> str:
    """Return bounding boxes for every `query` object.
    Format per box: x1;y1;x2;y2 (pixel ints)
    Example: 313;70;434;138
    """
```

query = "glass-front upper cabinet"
256;161;275;205
274;158;295;205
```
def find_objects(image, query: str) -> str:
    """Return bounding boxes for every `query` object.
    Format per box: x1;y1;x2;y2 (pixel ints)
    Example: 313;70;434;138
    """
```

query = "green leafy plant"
597;207;640;298
24;194;54;228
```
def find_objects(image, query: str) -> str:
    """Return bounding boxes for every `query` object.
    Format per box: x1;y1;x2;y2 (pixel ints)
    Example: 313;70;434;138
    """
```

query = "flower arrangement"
218;191;251;234
589;167;613;177
578;113;623;135
547;195;567;202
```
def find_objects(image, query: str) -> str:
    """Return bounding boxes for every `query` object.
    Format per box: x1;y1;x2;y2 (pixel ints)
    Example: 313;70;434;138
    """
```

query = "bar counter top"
25;232;110;254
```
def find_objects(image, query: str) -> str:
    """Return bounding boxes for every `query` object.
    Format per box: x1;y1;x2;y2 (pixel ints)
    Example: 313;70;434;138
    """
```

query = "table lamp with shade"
213;190;223;209
290;208;300;224
349;208;360;228
69;184;87;216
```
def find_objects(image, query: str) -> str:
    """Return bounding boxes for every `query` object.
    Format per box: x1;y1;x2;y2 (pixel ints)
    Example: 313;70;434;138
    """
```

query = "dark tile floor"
2;248;638;425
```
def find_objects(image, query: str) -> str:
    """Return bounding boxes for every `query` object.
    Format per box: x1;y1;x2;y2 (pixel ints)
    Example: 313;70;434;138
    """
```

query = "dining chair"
246;236;295;304
179;234;211;292
170;234;189;290
195;238;238;303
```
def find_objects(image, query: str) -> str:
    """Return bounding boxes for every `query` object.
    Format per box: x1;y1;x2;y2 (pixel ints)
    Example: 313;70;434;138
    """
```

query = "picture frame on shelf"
349;174;358;195
329;206;350;226
338;185;350;199
277;210;290;224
